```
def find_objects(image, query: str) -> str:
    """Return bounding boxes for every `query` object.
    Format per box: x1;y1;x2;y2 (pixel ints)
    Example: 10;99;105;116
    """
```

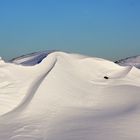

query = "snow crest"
0;51;140;140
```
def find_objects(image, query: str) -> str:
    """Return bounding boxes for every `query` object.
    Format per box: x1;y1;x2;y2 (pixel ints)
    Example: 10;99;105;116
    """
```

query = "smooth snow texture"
0;51;140;140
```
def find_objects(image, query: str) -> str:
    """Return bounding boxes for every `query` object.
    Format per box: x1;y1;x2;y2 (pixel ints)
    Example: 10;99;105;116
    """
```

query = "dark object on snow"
104;76;109;79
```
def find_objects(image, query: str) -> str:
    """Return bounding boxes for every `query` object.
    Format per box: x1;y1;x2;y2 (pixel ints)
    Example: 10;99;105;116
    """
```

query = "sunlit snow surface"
0;51;140;140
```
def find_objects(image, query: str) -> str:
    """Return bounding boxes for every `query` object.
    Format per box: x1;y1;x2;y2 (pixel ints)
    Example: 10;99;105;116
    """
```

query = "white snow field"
0;51;140;140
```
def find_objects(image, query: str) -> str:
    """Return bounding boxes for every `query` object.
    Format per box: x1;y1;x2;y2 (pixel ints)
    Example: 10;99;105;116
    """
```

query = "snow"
115;55;140;69
10;50;55;66
0;51;140;140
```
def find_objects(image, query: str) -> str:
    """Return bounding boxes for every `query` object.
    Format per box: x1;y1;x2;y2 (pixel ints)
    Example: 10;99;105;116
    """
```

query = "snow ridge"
0;51;140;140
115;55;140;68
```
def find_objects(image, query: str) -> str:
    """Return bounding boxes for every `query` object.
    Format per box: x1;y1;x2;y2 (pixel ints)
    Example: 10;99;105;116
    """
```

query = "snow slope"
0;51;140;140
115;55;140;69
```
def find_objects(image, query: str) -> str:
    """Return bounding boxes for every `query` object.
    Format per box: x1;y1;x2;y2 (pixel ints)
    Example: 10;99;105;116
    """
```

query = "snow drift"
0;51;140;140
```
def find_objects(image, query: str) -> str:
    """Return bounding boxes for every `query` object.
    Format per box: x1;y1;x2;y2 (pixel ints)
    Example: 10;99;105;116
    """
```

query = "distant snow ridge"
115;55;140;69
10;50;55;66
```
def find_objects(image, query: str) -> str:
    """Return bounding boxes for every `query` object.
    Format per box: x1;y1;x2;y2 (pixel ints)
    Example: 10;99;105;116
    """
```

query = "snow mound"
115;55;140;69
0;51;140;140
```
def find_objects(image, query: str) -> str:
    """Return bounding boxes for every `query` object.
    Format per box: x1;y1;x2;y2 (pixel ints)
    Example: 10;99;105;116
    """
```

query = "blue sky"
0;0;140;60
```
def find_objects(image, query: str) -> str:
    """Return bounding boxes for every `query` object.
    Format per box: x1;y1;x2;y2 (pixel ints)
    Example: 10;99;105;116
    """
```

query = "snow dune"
0;51;140;140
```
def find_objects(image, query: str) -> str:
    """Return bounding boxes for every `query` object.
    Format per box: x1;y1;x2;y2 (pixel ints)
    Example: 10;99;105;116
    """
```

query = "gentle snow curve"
0;51;140;140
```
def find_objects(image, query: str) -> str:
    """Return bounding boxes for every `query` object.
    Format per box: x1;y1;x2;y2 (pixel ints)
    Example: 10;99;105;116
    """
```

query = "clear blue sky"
0;0;140;60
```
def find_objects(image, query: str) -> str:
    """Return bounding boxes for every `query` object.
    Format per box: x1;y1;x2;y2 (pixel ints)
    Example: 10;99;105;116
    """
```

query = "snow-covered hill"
115;55;140;69
0;51;140;140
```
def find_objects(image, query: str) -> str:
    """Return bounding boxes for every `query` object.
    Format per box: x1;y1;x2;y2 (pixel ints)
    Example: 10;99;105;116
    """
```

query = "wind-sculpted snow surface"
0;52;140;140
